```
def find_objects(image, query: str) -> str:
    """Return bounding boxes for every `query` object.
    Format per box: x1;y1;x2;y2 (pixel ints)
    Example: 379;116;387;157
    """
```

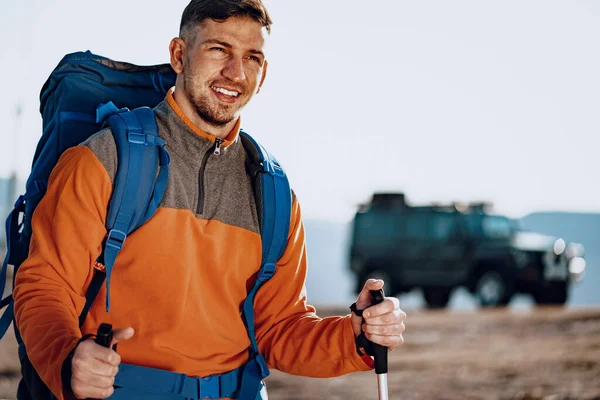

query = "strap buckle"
127;129;147;145
127;130;166;147
262;160;285;178
257;263;276;281
199;374;220;399
106;229;127;251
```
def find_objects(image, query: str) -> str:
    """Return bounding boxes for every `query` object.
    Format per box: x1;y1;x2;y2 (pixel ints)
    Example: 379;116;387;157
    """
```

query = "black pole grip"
92;323;113;400
95;323;113;348
369;289;388;375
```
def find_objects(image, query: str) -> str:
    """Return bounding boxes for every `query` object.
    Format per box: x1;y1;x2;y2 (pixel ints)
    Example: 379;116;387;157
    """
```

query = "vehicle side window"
465;214;483;237
430;213;458;240
403;213;430;240
354;211;397;246
482;216;511;238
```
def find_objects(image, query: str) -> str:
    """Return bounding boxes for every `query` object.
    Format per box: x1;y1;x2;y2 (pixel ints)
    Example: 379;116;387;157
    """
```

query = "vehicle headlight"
568;257;586;281
554;238;566;255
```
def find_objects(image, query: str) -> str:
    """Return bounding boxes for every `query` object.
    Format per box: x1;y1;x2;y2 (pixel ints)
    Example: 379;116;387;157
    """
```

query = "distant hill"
303;212;600;308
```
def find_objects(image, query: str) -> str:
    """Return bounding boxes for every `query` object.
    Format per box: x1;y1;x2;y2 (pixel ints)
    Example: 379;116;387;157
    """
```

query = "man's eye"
211;47;226;52
248;56;261;63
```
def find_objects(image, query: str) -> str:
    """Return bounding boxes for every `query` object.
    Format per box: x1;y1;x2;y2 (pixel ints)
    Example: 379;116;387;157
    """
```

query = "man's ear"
256;60;268;94
169;37;186;74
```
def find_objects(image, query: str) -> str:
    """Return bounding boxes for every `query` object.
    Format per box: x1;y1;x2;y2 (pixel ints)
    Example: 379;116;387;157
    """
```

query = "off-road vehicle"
349;193;586;308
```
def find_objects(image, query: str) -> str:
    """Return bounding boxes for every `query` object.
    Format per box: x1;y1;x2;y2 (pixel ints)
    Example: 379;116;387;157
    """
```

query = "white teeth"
212;87;239;97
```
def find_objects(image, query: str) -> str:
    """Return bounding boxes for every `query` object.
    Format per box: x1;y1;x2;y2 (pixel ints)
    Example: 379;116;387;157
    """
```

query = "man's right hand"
70;327;134;399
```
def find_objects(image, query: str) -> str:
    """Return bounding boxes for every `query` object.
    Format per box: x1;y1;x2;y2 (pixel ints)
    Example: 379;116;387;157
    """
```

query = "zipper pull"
213;138;223;155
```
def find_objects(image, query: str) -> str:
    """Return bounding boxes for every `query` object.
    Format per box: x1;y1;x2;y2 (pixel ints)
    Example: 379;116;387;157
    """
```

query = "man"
13;1;406;399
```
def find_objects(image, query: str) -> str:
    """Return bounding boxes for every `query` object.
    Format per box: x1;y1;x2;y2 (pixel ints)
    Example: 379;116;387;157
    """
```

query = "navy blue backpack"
0;51;291;400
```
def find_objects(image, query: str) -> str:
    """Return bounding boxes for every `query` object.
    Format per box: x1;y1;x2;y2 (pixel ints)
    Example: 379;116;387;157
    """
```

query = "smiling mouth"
211;86;241;98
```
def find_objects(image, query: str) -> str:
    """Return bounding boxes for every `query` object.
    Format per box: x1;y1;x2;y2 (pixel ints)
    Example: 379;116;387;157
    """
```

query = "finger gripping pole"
369;290;389;375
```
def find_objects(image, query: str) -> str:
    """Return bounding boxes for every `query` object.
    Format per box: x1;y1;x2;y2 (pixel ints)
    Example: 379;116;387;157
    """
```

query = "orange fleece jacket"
13;91;371;399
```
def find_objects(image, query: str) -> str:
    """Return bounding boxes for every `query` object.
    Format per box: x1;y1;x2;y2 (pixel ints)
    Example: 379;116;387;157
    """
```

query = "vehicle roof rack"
371;192;407;207
358;192;407;212
360;192;493;214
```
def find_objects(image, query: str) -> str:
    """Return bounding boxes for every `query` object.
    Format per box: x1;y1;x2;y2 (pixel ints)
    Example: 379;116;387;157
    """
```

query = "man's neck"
173;88;236;140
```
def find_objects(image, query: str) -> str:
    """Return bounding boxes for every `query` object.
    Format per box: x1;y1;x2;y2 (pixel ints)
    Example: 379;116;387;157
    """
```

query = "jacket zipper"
196;138;223;215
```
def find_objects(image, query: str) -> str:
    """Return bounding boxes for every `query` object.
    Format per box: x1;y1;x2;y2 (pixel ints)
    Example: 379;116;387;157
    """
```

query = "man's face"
180;16;268;127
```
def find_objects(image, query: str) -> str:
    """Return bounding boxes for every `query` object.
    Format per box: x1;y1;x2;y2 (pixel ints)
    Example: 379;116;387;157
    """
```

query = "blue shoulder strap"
1;103;171;337
238;131;292;399
85;102;170;314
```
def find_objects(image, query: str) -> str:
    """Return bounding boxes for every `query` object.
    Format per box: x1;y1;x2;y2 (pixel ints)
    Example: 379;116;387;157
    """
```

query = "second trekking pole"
94;323;114;400
369;289;389;400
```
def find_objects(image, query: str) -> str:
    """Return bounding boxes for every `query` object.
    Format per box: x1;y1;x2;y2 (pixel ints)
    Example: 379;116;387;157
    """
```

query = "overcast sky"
0;0;598;222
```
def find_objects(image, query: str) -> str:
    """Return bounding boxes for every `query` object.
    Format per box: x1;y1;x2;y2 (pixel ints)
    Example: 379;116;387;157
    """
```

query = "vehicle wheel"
534;282;568;305
474;267;514;307
362;270;396;297
423;288;451;309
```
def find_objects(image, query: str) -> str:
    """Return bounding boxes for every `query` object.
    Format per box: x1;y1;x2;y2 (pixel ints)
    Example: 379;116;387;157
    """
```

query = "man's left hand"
351;279;406;352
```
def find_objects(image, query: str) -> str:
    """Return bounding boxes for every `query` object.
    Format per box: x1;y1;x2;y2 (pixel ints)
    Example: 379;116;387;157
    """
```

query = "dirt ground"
1;306;600;400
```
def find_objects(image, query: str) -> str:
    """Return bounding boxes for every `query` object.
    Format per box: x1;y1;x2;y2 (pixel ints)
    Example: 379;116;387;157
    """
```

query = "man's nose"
222;56;246;82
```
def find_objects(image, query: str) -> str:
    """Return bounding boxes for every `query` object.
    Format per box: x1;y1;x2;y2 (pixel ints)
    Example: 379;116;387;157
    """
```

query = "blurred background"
1;1;599;398
3;0;597;308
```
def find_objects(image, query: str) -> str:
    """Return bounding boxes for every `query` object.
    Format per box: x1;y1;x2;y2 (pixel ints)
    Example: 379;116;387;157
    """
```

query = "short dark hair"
179;0;272;43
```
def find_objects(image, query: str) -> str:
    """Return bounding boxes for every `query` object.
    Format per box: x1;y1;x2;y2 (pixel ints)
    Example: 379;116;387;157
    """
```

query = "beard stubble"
183;71;249;128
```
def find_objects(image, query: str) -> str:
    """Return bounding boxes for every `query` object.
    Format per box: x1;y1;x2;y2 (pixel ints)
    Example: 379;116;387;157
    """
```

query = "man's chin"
192;104;237;127
210;106;242;126
202;113;237;128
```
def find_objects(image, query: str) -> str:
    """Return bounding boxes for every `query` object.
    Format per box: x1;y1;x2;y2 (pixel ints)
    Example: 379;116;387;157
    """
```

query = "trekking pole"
94;323;113;400
369;290;388;400
95;323;113;348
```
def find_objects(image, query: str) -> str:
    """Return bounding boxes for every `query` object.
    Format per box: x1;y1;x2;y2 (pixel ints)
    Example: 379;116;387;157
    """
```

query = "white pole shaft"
377;373;388;400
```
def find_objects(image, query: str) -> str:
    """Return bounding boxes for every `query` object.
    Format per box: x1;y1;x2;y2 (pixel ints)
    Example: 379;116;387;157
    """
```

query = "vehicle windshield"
482;216;512;238
509;218;525;231
464;214;513;238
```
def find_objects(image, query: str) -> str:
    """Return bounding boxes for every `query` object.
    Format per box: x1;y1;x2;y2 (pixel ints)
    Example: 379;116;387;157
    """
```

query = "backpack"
0;51;291;400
